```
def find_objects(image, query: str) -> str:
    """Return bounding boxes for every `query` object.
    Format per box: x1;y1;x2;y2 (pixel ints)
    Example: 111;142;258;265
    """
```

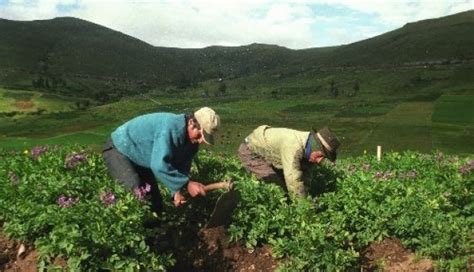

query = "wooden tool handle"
204;181;231;192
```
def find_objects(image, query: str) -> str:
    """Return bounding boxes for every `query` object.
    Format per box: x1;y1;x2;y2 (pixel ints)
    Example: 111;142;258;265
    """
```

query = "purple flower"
57;194;78;208
8;171;19;186
459;165;470;175
133;183;152;201
65;152;87;169
362;164;371;172
373;171;383;179
373;171;393;181
133;187;145;201
30;146;48;160
100;191;116;207
144;183;151;193
457;160;474;175
382;171;393;180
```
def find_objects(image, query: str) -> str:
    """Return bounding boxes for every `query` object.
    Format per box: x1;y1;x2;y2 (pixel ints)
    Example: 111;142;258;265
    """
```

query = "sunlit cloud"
0;0;472;49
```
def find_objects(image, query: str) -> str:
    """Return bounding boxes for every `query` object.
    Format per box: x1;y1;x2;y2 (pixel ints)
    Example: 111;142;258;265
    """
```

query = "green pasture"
0;132;106;151
1;92;472;157
0;65;473;157
0;87;79;114
432;95;474;125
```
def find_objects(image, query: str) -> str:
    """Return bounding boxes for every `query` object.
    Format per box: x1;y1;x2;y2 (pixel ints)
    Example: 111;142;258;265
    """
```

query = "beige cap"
194;107;220;145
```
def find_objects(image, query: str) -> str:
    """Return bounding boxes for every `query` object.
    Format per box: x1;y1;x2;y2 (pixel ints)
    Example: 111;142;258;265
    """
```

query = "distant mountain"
299;10;474;67
0;10;472;100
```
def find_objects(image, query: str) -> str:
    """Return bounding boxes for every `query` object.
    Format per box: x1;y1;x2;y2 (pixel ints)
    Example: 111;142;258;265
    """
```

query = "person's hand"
173;191;187;207
187;181;206;197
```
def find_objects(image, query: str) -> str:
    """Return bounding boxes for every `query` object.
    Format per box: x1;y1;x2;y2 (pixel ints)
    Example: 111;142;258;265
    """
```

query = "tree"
353;80;360;95
75;100;90;110
271;90;278;98
330;80;338;98
94;92;110;104
218;82;227;96
33;76;45;88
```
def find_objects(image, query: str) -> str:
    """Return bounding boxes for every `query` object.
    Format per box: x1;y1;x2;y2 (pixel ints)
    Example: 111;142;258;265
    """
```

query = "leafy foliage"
227;151;473;270
0;145;173;271
0;146;472;270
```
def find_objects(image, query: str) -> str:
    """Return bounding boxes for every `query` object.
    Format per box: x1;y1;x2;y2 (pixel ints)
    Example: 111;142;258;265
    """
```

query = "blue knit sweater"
111;113;199;196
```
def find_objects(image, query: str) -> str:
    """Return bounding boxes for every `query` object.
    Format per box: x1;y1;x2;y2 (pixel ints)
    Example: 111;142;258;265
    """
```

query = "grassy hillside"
0;64;472;156
0;11;473;102
0;87;84;116
0;18;296;100
299;10;474;67
0;11;472;156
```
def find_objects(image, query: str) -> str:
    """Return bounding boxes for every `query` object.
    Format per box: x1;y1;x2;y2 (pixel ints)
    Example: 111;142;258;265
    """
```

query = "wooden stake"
377;145;382;161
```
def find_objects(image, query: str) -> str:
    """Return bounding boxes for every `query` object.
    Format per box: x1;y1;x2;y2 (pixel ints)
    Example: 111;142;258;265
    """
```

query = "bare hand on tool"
187;180;207;197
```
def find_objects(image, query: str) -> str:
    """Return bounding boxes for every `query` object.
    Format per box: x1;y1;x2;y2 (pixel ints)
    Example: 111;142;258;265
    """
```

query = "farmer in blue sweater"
102;107;220;213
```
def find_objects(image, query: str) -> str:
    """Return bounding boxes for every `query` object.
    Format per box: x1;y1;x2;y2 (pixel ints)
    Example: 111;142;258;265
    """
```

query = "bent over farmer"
102;107;220;213
238;125;340;197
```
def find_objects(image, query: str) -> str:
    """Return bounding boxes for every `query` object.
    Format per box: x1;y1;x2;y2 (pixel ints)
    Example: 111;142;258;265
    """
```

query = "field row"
0;91;473;156
0;146;472;270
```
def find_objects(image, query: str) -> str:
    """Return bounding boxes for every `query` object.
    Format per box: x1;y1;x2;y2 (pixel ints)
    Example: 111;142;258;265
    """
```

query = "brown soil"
169;226;278;271
14;100;34;109
0;226;278;272
2;230;437;271
362;238;434;272
0;234;37;272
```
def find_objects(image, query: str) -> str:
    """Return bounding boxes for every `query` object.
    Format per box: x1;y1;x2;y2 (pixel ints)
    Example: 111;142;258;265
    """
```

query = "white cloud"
324;25;379;46
67;1;318;48
320;0;473;27
0;0;472;49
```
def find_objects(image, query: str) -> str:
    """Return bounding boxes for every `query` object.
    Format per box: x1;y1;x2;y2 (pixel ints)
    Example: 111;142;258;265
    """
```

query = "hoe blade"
206;190;240;228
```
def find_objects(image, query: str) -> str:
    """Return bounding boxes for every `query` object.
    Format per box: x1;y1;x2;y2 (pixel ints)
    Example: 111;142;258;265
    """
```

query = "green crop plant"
0;145;472;270
0;146;174;271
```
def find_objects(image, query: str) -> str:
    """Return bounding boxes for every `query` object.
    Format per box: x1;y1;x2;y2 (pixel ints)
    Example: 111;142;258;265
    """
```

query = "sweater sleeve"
281;146;307;197
150;133;189;196
179;152;194;176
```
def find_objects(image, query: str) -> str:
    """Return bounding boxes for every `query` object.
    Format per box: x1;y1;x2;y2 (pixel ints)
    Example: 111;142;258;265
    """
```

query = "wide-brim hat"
313;127;340;162
194;107;220;145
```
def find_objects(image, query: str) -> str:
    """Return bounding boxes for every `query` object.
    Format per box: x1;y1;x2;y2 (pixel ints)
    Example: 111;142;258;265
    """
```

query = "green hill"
0;11;473;101
298;10;474;67
0;11;473;155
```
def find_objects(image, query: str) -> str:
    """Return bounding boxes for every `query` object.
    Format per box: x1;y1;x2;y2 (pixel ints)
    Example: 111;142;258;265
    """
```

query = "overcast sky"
0;0;472;49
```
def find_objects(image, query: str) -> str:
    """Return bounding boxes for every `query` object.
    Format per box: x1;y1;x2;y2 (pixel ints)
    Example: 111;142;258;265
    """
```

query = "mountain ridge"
0;10;473;100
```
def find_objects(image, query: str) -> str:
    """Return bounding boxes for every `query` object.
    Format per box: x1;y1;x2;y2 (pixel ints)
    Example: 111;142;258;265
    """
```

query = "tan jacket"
247;125;313;196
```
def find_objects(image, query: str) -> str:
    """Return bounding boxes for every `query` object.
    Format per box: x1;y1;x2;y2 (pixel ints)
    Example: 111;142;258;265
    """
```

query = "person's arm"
150;133;189;198
175;146;206;197
281;147;307;197
176;146;196;176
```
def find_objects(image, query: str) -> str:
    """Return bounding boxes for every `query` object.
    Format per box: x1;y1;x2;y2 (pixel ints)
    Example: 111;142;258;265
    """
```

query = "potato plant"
0;146;472;270
0;146;174;271
227;151;473;270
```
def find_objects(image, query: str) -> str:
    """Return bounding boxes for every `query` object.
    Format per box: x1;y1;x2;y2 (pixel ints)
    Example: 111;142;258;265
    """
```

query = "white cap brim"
201;129;215;145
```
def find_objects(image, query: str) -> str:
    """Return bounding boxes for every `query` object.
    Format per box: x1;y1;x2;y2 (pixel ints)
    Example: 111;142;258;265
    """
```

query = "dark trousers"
237;142;288;193
102;138;163;213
